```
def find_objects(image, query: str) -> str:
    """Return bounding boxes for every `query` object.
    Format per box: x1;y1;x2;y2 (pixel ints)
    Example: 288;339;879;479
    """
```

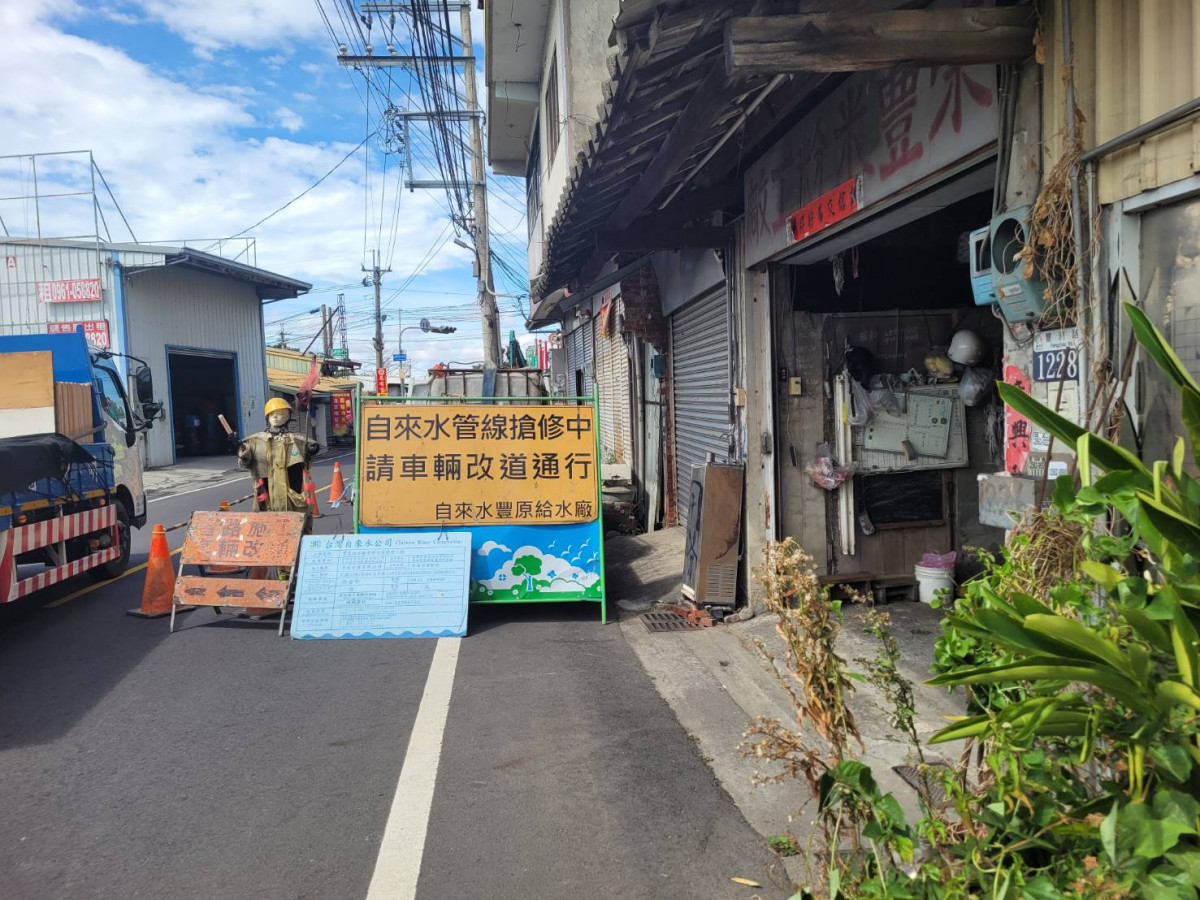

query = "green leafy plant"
760;305;1200;898
770;833;802;857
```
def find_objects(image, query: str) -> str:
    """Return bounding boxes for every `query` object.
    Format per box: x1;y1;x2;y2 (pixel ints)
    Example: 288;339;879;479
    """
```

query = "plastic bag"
920;551;957;569
958;366;993;407
806;443;854;491
848;378;874;426
874;374;904;417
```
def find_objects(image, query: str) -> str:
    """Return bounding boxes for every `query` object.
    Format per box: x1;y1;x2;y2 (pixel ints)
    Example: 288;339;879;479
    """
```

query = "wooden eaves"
531;0;1035;309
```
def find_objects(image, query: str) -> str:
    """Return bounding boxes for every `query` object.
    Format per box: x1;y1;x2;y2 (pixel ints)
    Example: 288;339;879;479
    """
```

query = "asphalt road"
0;452;788;899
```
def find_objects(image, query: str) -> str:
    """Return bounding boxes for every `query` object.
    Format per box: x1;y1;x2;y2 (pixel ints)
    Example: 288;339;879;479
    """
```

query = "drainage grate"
640;611;702;633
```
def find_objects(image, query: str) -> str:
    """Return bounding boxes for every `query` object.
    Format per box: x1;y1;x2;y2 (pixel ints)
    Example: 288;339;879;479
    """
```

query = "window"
93;365;129;432
543;52;560;165
526;120;542;238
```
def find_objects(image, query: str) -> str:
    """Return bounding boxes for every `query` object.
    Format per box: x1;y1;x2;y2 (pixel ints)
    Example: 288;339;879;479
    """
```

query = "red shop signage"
36;278;103;303
331;393;353;428
788;177;861;244
47;319;111;349
375;368;388;395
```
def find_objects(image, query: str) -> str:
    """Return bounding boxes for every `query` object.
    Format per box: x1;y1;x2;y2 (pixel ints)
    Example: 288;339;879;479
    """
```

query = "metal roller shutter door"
564;323;594;399
596;314;631;463
612;327;630;462
671;287;732;526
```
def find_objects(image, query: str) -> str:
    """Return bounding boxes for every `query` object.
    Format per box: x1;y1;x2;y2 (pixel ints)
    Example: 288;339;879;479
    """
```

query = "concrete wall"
564;0;619;160
527;0;618;283
536;0;569;258
652;250;726;318
774;301;831;570
738;228;776;614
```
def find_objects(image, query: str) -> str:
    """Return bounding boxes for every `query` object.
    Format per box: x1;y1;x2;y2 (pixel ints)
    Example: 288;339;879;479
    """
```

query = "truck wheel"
90;502;132;581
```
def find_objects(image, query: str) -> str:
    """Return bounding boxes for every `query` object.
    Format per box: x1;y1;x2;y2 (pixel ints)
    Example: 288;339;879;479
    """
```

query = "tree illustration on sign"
511;554;542;593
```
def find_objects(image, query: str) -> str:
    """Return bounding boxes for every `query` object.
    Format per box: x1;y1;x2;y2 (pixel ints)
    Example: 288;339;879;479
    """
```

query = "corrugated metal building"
0;238;310;468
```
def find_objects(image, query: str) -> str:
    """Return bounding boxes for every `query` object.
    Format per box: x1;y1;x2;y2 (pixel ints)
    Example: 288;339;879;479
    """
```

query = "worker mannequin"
236;398;319;517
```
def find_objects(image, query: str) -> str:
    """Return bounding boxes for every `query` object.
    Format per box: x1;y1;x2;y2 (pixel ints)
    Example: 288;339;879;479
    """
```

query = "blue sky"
0;0;534;375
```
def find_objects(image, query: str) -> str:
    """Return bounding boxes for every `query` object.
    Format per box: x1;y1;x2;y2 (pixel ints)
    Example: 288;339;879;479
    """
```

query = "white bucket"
914;565;955;605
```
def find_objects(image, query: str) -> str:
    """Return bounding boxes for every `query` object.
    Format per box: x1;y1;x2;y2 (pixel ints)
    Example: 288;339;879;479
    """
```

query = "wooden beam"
574;179;743;286
605;62;748;232
725;8;1035;75
652;177;744;222
636;29;726;83
696;72;835;188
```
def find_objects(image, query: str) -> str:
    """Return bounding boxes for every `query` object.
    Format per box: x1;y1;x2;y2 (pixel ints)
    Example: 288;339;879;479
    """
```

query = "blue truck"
0;330;160;602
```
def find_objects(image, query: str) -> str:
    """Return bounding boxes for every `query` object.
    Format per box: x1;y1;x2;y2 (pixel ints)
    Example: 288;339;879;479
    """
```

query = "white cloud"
98;6;145;26
274;105;304;133
477;540;511;556
0;1;457;292
293;91;317;103
127;0;324;52
0;1;531;378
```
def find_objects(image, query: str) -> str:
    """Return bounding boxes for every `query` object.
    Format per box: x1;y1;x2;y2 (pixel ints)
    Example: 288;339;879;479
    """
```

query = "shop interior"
168;351;240;459
774;188;1007;597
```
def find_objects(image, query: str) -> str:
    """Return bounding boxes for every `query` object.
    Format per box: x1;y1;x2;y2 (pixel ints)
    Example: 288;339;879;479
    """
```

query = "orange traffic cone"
329;461;346;504
303;469;322;518
128;524;192;619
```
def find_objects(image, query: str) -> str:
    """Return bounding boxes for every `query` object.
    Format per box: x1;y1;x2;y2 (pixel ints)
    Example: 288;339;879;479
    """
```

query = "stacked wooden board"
0;351;56;439
0;350;94;441
54;382;94;441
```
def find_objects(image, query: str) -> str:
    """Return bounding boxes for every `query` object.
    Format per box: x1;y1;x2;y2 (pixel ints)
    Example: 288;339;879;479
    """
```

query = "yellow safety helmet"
264;397;293;417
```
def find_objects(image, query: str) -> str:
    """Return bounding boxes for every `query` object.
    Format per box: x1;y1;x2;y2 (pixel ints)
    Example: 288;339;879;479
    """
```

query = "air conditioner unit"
681;462;744;607
989;206;1050;323
968;226;996;306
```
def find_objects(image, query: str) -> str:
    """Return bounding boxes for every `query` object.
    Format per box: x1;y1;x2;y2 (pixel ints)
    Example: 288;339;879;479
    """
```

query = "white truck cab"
89;359;149;527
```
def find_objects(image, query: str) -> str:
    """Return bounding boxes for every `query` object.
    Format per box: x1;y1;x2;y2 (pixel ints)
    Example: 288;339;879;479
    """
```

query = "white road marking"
367;637;461;900
147;476;245;503
147;452;355;504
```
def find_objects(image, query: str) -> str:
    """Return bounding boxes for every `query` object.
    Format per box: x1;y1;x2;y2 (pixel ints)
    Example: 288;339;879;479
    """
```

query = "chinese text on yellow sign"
359;403;599;527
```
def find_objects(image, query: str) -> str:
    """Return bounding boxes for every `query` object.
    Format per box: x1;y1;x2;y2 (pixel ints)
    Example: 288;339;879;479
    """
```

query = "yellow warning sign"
358;402;600;528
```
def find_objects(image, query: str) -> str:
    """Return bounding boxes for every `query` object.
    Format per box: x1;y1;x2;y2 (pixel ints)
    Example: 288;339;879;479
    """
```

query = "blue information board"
290;532;471;639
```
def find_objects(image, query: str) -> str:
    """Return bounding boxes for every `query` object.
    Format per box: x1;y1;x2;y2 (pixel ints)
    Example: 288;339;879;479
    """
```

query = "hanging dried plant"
1018;99;1084;328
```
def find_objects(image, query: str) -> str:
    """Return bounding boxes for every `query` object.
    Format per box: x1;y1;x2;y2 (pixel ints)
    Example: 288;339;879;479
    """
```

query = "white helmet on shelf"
947;329;986;366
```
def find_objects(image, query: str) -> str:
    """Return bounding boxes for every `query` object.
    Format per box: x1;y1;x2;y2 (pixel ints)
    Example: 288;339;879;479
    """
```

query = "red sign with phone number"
47;319;110;349
788;177;861;243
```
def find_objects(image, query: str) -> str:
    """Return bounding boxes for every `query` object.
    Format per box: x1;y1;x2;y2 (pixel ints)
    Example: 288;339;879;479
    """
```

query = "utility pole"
321;304;333;359
364;249;390;373
342;2;500;368
458;6;501;369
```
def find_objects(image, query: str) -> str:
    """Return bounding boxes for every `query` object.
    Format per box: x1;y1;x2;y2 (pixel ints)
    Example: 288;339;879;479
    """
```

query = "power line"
211;134;373;247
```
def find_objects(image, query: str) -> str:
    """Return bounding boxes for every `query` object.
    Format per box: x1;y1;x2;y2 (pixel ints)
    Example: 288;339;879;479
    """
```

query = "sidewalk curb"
619;615;812;889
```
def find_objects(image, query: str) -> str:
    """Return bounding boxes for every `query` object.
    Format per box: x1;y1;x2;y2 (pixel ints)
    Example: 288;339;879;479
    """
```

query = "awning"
268;368;357;397
527;253;652;328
